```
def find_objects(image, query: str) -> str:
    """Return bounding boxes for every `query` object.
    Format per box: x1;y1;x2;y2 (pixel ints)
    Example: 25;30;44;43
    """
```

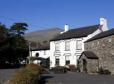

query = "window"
55;58;59;66
76;40;82;50
66;60;70;65
65;41;70;51
65;56;70;65
35;53;39;57
55;43;59;51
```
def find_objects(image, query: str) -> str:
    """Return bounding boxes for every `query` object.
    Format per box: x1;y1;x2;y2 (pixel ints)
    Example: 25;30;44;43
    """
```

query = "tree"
0;22;29;68
9;23;28;65
10;23;28;36
0;23;8;65
0;23;8;42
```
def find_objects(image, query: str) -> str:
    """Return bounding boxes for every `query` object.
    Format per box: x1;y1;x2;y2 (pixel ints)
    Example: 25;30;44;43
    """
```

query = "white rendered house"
49;18;109;68
30;46;50;64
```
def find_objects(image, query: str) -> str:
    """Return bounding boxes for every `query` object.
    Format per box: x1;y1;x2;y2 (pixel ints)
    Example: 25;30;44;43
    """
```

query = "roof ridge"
85;28;114;42
51;24;99;41
70;24;100;31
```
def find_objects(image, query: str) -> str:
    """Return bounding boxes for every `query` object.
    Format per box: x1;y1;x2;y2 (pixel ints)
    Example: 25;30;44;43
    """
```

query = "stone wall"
79;54;98;73
85;35;114;74
87;59;98;73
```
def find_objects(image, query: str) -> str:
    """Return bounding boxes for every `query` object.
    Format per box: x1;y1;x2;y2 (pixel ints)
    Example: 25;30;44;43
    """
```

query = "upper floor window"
76;40;82;50
55;43;60;51
65;41;70;51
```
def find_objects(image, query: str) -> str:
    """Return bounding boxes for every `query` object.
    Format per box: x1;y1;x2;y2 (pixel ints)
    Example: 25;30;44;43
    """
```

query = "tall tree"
0;22;29;68
10;23;28;36
0;23;8;42
10;23;29;65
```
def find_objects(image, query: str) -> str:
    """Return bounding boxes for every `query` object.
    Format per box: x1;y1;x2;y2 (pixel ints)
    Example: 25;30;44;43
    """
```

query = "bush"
9;64;42;84
98;67;111;75
26;64;42;74
51;66;67;74
69;65;77;72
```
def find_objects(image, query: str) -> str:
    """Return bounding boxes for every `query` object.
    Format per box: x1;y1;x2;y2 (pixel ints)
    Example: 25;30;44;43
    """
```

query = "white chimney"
100;17;109;31
64;24;69;32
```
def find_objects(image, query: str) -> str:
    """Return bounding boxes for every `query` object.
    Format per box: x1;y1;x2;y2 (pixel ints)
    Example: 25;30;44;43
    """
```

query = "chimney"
100;17;109;31
64;24;69;32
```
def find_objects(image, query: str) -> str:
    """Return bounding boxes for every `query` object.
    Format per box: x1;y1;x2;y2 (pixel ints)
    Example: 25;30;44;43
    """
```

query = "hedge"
9;64;42;84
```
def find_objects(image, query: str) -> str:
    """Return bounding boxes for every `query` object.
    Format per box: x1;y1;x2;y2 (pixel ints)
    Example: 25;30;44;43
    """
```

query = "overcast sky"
0;0;114;32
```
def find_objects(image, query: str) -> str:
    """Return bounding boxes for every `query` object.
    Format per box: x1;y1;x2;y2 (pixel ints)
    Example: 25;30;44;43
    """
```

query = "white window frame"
55;58;59;66
55;43;60;51
65;41;70;51
65;56;70;65
76;40;82;50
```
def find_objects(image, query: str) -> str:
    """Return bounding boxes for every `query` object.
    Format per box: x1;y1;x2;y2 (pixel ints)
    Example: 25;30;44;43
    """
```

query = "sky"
0;0;114;32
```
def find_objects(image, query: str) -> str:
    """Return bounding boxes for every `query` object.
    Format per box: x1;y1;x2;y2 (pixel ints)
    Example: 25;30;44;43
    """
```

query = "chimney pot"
64;24;69;32
100;17;108;31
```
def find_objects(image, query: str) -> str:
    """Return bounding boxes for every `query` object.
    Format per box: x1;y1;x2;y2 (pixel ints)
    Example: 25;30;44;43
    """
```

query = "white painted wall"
31;50;50;59
50;38;85;68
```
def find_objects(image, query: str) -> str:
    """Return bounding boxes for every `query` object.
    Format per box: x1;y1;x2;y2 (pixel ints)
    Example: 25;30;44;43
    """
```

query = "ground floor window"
55;58;59;66
65;56;70;65
66;60;70;65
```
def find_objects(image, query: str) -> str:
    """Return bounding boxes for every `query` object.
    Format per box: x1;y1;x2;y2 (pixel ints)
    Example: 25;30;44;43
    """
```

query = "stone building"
84;28;114;74
50;18;108;68
79;51;98;73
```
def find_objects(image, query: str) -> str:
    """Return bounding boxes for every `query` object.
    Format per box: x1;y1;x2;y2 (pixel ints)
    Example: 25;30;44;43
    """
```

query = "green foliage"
10;23;28;36
0;23;8;41
9;64;42;84
25;64;42;74
0;22;28;67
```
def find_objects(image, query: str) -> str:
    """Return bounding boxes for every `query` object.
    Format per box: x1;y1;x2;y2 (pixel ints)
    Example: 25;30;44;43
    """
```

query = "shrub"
26;64;42;74
51;66;67;74
9;64;42;84
98;67;111;75
69;65;77;72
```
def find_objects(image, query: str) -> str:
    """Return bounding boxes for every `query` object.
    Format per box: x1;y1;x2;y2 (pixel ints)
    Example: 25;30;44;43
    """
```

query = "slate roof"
80;51;98;59
31;45;49;51
85;28;114;42
51;25;100;41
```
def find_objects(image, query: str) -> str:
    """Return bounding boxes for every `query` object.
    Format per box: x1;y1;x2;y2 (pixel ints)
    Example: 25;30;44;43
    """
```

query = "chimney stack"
64;24;69;32
100;17;109;31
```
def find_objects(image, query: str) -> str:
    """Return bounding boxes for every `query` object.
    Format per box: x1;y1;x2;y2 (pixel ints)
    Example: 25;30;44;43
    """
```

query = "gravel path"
0;69;16;84
41;72;114;84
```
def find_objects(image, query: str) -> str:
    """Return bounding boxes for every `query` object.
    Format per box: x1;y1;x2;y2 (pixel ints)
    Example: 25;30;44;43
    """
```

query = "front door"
82;59;87;73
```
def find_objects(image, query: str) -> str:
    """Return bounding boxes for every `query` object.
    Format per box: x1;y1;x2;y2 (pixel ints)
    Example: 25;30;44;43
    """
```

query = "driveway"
0;69;16;84
41;72;114;84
